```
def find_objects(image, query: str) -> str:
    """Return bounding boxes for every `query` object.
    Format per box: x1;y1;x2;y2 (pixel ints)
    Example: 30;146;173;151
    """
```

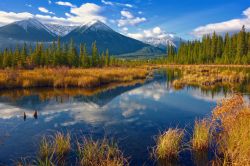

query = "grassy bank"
172;66;249;89
0;67;149;90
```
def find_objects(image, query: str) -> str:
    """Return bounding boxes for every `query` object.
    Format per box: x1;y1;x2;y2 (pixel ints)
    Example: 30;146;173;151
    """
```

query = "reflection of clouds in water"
120;99;146;118
0;103;32;119
128;82;170;101
0;95;148;128
42;102;110;125
187;88;227;102
188;88;250;103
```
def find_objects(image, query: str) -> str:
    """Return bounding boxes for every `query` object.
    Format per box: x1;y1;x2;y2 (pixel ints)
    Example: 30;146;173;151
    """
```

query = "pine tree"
79;43;88;67
91;41;98;67
222;33;230;64
236;26;247;63
20;43;27;67
68;39;78;67
211;32;218;62
105;49;110;67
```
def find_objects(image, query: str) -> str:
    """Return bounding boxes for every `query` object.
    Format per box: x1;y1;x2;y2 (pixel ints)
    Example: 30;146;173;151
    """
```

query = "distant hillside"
0;19;165;56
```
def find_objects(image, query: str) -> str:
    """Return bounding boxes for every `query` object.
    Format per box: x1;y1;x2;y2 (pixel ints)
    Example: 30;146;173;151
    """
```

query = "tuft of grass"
53;132;71;157
38;136;53;160
15;158;33;166
36;154;56;166
212;95;250;165
154;128;184;160
36;132;70;166
192;119;211;151
76;137;128;166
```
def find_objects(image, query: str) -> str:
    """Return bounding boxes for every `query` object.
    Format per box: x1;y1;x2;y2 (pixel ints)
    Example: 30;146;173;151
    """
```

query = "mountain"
0;19;164;56
62;20;160;55
0;18;55;41
119;46;165;58
143;34;183;49
45;24;77;37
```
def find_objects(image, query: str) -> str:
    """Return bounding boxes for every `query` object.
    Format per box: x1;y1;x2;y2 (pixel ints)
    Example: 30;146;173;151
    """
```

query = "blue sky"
0;0;249;40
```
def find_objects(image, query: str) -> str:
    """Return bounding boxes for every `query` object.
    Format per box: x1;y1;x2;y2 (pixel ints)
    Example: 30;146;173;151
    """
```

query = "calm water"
0;69;246;165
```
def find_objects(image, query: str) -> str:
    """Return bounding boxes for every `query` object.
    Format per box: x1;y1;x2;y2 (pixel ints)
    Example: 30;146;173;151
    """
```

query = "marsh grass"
212;95;250;166
15;158;33;166
191;119;211;151
154;128;184;160
53;132;71;157
36;132;71;166
172;67;249;90
76;137;128;166
38;136;53;160
0;67;149;90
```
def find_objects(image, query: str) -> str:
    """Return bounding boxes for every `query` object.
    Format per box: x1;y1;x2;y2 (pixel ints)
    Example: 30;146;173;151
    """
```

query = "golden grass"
76;137;129;166
192;119;211;151
212;95;250;166
172;66;249;89
38;136;53;160
36;132;71;166
0;67;149;89
53;132;71;157
154;128;184;160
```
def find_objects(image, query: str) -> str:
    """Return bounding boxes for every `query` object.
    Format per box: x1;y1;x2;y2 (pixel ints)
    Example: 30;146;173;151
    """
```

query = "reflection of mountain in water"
0;81;148;110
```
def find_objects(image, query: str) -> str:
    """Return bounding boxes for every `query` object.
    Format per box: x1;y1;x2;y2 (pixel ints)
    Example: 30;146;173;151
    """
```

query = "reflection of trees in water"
164;67;250;96
0;79;145;101
0;79;147;110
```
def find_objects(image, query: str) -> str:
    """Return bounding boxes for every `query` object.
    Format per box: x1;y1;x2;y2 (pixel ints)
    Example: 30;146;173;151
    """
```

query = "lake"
0;68;247;165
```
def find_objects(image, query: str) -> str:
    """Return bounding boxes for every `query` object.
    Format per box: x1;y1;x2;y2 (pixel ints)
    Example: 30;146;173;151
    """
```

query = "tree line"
167;26;250;64
0;39;121;69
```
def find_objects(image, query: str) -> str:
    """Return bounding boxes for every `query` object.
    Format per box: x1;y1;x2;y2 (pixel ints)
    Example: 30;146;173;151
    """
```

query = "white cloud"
101;0;133;8
55;1;76;8
35;14;72;25
153;27;161;34
121;11;133;19
25;4;32;7
38;7;55;15
68;3;106;24
124;4;133;8
0;11;33;25
48;0;52;4
122;27;128;31
127;26;168;40
192;7;250;37
0;2;106;26
118;10;146;27
101;0;113;6
127;32;144;40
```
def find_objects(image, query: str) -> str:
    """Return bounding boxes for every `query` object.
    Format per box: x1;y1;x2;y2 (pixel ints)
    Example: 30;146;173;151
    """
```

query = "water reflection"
0;68;248;165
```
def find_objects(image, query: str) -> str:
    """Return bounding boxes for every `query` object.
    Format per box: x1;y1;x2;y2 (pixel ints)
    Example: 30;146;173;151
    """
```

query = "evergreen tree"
105;49;110;67
68;39;78;67
20;43;27;67
91;41;98;67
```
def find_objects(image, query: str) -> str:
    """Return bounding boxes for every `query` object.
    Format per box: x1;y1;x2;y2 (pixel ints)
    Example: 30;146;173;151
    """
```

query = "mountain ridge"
0;19;175;56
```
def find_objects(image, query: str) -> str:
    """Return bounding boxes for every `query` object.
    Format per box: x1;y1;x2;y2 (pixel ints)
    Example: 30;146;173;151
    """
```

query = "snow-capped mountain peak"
15;18;47;31
143;34;182;49
80;20;113;32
